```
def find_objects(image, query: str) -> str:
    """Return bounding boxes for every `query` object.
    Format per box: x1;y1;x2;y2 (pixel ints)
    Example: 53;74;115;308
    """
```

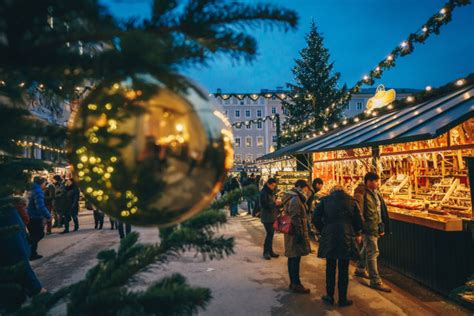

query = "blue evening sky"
103;0;474;93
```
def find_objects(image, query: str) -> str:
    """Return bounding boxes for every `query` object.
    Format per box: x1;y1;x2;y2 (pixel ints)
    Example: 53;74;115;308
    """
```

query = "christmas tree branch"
14;185;255;315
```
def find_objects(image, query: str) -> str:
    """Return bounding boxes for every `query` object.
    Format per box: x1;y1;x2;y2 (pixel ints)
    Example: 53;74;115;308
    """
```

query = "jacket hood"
282;188;306;205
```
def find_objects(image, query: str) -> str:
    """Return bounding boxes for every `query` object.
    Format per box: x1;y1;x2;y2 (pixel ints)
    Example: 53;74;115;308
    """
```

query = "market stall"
259;84;474;295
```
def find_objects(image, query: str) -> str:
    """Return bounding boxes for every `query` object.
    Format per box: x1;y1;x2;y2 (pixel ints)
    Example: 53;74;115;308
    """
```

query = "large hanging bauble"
69;74;234;226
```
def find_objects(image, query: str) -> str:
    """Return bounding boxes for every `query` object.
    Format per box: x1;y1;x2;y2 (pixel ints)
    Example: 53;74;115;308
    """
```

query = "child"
86;200;104;229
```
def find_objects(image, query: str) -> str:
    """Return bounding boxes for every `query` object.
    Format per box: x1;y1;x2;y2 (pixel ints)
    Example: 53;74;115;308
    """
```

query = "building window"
235;137;241;147
232;98;237;105
240;101;244;105
356;102;363;110
257;110;262;117
235;110;240;117
283;108;289;115
271;96;276;100
245;137;252;147
246;123;251;130
245;110;251;117
272;135;277;143
257;136;264;147
235;154;241;162
246;98;251;105
271;107;276;114
259;98;265;105
257;121;262;129
246;154;253;162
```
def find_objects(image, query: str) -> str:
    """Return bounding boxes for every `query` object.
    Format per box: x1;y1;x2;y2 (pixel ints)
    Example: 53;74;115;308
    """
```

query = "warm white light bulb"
425;86;432;92
456;79;465;86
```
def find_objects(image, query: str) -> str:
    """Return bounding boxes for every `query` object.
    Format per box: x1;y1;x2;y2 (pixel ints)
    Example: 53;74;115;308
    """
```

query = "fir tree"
0;0;297;313
281;21;346;144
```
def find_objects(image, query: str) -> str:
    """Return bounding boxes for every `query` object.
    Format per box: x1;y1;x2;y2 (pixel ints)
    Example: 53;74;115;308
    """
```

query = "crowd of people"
256;171;392;308
0;174;133;303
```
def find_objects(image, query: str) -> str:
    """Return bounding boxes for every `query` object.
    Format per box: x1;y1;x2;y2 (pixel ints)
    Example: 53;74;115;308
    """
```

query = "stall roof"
258;85;474;160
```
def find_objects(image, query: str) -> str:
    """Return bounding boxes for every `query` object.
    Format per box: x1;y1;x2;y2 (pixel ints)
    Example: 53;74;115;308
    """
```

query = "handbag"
273;213;293;235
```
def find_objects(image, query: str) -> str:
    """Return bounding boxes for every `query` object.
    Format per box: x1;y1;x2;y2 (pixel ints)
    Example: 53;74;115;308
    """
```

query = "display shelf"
275;171;310;193
388;207;463;231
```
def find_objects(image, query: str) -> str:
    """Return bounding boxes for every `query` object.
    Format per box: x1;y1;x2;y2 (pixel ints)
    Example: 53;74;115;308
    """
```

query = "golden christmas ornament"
70;74;233;226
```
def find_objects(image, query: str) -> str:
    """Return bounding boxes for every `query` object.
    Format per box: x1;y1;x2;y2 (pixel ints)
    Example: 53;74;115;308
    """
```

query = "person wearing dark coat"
227;177;241;217
313;186;363;307
63;179;80;233
259;178;280;260
354;172;392;293
284;180;312;294
43;181;55;234
27;177;52;260
0;204;45;309
53;175;68;228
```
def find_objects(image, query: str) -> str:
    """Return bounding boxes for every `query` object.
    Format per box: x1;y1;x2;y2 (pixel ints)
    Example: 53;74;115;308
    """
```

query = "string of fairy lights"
211;0;470;142
231;114;279;128
295;75;471;140
11;139;67;154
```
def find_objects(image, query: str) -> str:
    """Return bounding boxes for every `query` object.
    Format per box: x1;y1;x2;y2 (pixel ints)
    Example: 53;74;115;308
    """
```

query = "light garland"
0;79;93;99
280;0;471;140
290;74;472;141
11;139;66;154
231;114;279;128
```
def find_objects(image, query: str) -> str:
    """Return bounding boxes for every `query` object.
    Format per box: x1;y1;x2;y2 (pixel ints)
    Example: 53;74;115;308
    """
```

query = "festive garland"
281;0;471;138
231;114;279;128
294;73;473;140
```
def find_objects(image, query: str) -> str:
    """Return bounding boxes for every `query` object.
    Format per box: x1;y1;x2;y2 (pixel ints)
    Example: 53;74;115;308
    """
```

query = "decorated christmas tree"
281;21;347;145
0;0;297;313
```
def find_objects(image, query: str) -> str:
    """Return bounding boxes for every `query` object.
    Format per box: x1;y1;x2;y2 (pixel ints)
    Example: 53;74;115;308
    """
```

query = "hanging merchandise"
70;74;234;227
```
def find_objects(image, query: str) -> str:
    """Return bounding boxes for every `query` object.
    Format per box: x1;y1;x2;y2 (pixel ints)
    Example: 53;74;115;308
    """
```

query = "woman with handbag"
313;186;363;307
284;180;312;294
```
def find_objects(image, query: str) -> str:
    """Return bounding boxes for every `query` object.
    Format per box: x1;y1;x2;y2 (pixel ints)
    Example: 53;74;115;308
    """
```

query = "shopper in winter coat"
27;176;52;260
43;181;55;234
0;205;45;309
353;172;392;293
13;196;29;226
313;186;363;307
226;177;241;217
53;175;68;228
259;178;280;260
63;179;80;233
284;180;312;294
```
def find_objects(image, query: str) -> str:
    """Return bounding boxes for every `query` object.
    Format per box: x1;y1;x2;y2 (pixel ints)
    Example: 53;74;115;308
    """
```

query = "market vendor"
353;172;392;293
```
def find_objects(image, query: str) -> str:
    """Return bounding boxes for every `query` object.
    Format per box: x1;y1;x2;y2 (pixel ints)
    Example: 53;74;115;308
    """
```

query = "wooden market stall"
260;84;474;295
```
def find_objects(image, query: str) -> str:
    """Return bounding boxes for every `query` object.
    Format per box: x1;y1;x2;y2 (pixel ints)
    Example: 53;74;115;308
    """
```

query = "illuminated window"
257;136;264;147
245;137;252;147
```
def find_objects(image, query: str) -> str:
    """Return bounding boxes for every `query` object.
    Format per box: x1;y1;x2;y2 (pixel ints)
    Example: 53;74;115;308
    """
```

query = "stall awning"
257;137;316;161
258;85;474;160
